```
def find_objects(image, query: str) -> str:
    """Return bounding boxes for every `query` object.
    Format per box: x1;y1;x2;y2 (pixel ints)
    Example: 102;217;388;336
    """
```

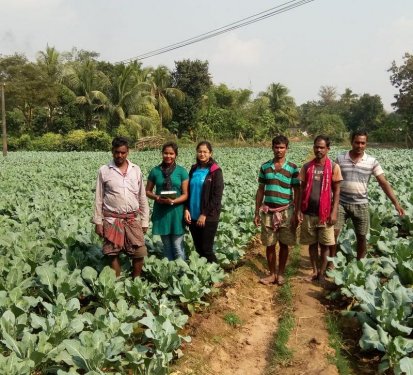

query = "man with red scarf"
298;135;342;283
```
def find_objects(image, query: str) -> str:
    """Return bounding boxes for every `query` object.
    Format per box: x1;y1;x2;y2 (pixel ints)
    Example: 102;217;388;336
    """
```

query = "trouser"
189;221;219;263
160;234;185;261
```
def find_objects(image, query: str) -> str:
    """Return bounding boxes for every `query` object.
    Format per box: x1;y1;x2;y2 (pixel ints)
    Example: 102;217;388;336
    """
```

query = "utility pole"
1;82;6;157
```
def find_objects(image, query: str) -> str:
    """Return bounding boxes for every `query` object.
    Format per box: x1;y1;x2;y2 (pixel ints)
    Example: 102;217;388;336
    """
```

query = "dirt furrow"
172;244;339;375
281;245;338;375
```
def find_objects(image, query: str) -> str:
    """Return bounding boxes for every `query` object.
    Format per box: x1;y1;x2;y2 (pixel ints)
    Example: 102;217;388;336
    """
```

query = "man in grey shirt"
93;136;149;277
333;130;404;260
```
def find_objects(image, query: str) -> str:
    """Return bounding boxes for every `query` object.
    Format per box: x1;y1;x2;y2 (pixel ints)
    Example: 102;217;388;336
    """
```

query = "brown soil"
281;246;338;375
171;243;342;375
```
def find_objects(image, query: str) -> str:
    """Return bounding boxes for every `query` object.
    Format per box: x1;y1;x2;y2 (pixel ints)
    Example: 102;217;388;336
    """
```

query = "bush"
369;113;405;144
62;130;111;151
116;123;141;144
18;134;33;150
84;130;111;151
32;133;63;151
63;130;87;151
8;134;33;151
7;136;20;151
307;113;348;142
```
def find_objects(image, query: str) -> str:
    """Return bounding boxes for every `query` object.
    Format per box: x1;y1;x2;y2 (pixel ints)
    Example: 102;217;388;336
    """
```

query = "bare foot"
277;275;285;286
327;262;335;272
259;274;277;285
318;276;328;288
305;272;319;282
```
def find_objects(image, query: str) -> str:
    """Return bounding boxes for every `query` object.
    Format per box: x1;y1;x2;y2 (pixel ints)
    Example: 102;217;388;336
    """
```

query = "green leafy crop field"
0;146;411;374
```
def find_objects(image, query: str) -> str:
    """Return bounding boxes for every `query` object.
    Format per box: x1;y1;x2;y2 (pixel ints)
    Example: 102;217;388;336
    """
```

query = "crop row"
0;148;291;374
328;149;413;374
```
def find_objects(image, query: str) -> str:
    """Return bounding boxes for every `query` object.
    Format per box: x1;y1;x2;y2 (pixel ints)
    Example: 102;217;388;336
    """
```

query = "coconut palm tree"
149;65;184;128
64;59;110;130
106;61;153;132
259;83;299;127
37;45;63;130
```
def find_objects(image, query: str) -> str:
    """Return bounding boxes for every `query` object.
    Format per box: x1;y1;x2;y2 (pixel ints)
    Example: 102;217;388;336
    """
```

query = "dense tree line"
0;46;412;150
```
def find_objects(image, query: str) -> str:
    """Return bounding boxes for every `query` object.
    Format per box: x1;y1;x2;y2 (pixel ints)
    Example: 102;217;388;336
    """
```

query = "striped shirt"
258;159;300;206
335;151;384;204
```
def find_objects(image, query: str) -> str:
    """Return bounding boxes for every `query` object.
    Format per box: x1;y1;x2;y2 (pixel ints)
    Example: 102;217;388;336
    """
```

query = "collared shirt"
258;159;300;207
93;160;149;226
336;151;384;204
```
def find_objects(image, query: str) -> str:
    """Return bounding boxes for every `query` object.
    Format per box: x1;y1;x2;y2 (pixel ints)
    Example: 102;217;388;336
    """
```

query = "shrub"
62;130;87;151
84;130;111;151
19;134;33;150
8;134;33;151
32;133;63;151
7;136;19;151
116;123;141;144
307;113;348;142
62;130;112;151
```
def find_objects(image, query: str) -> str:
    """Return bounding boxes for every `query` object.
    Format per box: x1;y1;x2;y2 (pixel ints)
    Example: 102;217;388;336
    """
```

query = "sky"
1;0;413;111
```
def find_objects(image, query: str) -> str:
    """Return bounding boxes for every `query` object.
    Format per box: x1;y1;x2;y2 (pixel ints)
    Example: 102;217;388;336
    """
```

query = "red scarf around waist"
260;204;289;231
301;158;332;224
103;210;138;248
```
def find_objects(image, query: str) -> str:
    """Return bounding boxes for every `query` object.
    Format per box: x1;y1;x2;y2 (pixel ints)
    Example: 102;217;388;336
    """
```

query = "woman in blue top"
146;142;189;260
184;141;224;263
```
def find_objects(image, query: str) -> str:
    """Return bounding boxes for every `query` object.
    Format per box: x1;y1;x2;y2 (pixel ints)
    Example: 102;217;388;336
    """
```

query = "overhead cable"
118;0;315;63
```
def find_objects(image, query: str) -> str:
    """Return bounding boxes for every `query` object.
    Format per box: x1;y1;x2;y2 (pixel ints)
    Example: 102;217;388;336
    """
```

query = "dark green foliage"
389;53;413;147
370;113;405;143
307;113;348;142
2;47;410;148
62;130;111;151
32;133;64;151
346;94;385;132
170;59;212;137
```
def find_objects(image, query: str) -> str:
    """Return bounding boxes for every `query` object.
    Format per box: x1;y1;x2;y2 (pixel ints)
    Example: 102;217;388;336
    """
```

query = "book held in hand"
160;190;177;199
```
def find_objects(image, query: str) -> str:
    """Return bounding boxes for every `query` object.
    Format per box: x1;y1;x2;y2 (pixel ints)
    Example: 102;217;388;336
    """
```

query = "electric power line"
118;0;315;63
120;0;302;62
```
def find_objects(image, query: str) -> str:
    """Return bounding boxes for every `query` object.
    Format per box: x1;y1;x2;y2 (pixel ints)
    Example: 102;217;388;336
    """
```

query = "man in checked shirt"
93;136;149;278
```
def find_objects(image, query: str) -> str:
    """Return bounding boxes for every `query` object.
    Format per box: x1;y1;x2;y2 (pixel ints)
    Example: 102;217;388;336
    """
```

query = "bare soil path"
282;246;338;375
172;243;340;375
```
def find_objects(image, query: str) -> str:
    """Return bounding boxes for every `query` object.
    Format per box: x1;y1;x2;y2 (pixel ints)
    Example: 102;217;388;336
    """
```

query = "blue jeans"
160;234;186;261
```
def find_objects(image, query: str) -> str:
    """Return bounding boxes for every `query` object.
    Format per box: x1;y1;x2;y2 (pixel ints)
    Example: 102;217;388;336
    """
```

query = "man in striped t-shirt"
333;130;404;259
254;135;300;285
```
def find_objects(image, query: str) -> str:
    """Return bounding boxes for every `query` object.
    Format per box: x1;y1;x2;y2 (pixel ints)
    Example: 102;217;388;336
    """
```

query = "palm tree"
64;59;110;130
149;66;184;128
36;45;63;130
259;83;298;127
339;88;358;107
107;61;153;133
